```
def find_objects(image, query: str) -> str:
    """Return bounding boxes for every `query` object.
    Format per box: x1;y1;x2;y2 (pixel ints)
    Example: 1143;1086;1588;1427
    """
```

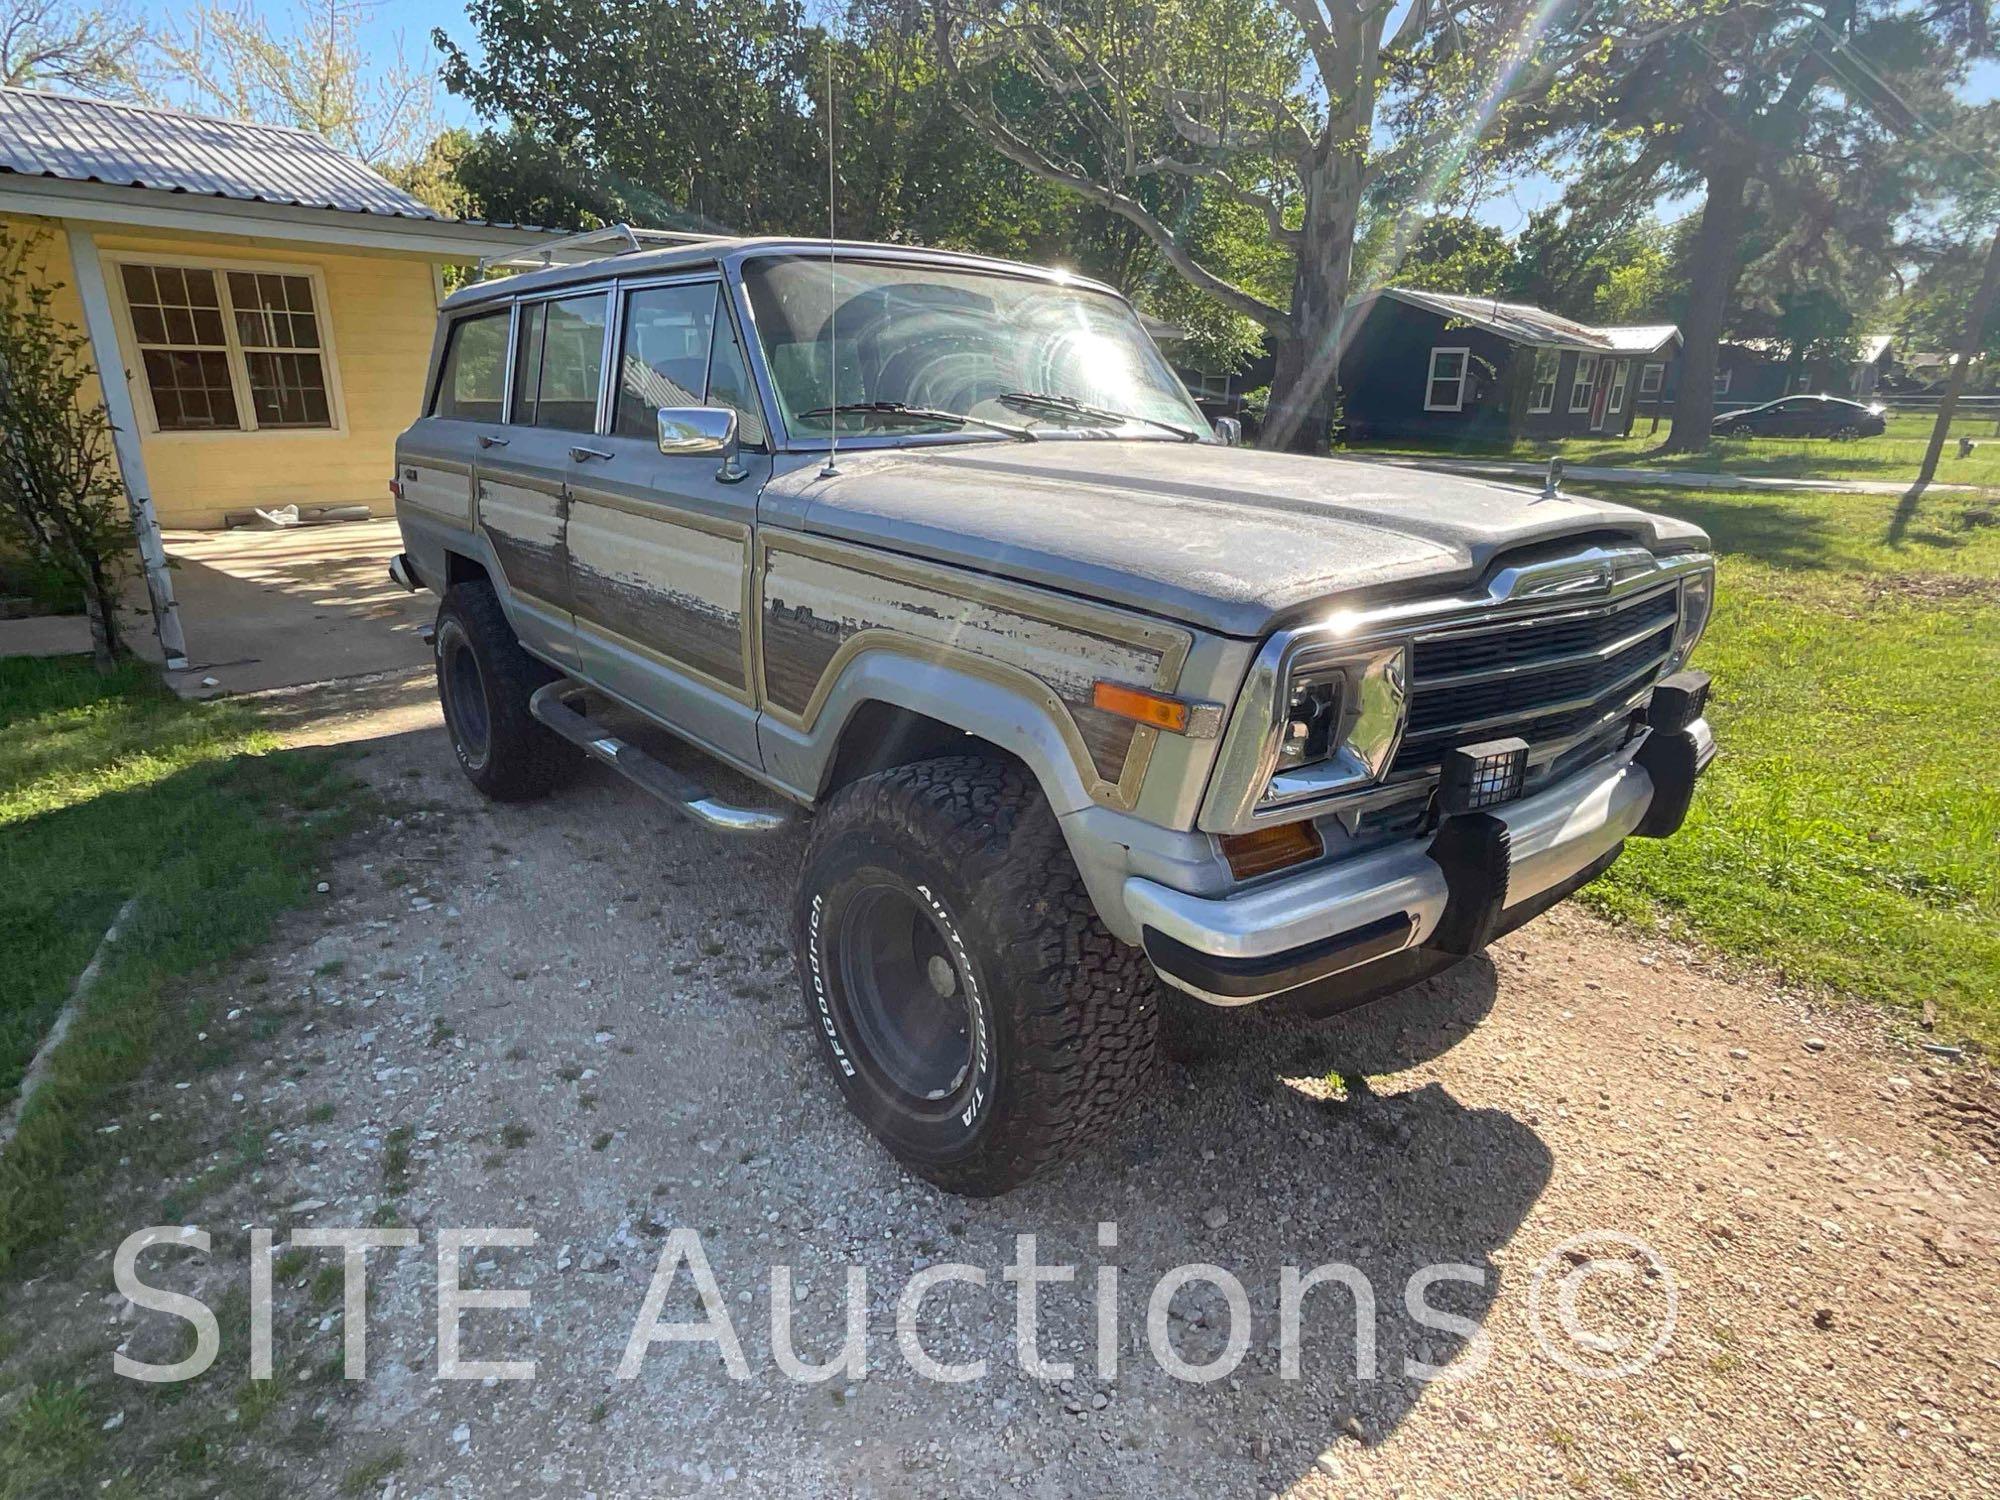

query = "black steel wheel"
434;579;578;801
795;757;1158;1195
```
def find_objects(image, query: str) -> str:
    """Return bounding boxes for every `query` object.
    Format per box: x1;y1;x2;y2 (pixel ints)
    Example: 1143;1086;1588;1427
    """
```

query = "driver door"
563;277;773;771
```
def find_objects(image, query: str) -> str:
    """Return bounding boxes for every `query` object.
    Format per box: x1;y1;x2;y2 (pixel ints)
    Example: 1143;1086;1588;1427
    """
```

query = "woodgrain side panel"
479;477;568;608
567;501;748;691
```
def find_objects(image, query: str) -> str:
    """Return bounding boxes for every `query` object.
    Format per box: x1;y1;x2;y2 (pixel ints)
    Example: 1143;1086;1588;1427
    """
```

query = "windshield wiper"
797;401;1037;442
997;391;1200;442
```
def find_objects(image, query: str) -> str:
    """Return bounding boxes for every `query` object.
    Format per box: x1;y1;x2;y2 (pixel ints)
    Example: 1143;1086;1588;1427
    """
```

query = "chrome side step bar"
527;682;790;833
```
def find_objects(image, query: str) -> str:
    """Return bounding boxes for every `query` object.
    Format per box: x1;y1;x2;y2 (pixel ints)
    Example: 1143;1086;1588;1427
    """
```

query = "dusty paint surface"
761;543;1163;781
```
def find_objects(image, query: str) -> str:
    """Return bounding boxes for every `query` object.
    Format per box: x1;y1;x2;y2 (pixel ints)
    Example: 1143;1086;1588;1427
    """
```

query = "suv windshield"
740;256;1206;444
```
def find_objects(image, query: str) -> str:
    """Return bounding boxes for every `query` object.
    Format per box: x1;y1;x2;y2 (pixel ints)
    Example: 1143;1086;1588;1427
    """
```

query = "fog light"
1440;737;1529;814
1648;670;1710;732
1220;820;1323;879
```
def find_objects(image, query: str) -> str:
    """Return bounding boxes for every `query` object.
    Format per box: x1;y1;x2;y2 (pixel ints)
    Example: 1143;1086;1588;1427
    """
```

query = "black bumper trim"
1143;912;1417;1001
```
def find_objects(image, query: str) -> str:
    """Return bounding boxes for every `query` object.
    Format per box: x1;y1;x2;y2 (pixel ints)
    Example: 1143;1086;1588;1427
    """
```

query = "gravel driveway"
19;675;1996;1497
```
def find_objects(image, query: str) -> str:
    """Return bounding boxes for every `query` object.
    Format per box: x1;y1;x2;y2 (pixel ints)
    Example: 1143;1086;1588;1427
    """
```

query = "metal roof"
0;86;439;220
1369;288;1680;355
1599;324;1682;355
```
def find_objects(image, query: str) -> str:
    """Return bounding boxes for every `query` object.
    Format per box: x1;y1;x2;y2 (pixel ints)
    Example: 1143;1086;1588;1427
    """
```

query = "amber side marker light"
1219;820;1324;880
1092;680;1191;733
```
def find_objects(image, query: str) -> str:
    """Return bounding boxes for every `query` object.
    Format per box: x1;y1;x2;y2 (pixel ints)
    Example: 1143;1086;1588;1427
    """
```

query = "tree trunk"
1262;156;1358;455
1662;157;1753;455
74;552;120;673
1909;223;2000;496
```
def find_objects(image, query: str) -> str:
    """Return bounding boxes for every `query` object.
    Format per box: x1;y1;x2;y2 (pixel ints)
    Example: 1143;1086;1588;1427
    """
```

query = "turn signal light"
1092;680;1191;733
1219;820;1323;880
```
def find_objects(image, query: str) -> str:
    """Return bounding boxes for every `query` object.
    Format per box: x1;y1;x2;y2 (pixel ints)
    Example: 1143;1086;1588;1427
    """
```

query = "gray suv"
391;236;1716;1194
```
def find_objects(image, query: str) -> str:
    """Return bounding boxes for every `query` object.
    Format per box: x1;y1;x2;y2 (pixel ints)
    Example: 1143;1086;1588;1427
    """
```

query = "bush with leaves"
0;228;131;671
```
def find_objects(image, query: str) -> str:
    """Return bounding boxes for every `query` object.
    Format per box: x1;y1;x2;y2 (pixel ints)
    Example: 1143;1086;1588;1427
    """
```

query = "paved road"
1358;454;1980;495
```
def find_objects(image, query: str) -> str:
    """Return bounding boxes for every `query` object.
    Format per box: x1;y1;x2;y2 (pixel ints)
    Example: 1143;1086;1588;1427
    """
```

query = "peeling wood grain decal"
761;540;1186;789
762;599;847;714
480;477;569;610
566;498;751;695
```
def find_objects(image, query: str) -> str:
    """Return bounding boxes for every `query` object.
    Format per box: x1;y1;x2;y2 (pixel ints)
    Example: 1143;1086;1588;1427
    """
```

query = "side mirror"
658;406;749;483
1212;416;1243;447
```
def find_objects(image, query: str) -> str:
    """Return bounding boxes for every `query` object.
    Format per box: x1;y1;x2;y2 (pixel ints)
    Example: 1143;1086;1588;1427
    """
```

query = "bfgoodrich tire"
795;757;1159;1195
434;580;579;802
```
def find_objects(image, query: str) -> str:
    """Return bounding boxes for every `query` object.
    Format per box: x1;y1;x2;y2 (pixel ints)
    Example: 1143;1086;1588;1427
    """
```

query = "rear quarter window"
433;309;510;422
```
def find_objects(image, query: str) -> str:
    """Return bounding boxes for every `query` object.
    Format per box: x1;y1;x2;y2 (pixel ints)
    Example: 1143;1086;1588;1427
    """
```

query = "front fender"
757;644;1099;816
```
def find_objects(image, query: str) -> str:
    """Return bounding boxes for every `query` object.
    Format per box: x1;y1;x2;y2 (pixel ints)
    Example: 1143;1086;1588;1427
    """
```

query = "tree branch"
948;93;1290;331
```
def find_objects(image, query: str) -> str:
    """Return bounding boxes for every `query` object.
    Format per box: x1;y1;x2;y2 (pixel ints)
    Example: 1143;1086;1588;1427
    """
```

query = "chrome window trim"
1197;545;1715;834
604;271;723;441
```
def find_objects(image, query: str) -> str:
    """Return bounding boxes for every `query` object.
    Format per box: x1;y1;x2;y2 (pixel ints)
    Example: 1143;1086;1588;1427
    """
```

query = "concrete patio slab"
151;519;432;698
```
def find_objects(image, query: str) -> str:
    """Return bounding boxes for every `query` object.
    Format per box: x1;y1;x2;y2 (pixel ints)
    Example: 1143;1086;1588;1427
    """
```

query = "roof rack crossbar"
474;223;725;277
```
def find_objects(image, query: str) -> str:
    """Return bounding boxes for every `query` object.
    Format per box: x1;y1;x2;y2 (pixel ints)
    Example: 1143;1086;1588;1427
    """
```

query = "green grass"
1578;486;2000;1049
1350;410;2000;489
0;1381;100;1499
0;656;357;1274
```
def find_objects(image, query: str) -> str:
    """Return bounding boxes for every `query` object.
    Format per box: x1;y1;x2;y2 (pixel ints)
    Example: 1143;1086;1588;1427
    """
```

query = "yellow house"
0;86;555;663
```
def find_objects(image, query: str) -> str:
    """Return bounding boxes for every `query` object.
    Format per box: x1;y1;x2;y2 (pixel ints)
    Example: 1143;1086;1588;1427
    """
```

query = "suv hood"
769;441;1709;638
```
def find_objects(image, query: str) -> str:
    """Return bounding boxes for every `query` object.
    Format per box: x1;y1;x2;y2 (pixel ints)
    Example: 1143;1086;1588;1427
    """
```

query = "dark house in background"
1337;289;1681;444
1632;334;1897;425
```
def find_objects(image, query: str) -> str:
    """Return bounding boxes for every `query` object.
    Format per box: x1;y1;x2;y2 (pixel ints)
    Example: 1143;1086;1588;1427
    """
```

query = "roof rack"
473;223;727;277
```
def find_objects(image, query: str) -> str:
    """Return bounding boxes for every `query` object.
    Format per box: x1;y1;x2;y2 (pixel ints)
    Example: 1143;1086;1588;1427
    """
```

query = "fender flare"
769;644;1102;817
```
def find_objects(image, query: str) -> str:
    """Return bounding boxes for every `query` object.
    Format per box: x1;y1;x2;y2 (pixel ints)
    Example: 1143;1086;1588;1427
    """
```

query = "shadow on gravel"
950;956;1553;1488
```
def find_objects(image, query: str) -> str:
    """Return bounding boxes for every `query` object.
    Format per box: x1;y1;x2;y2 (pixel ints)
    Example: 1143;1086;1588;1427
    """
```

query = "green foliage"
1502;187;1676;323
0;227;131;671
1357;214;1515;298
435;0;823;233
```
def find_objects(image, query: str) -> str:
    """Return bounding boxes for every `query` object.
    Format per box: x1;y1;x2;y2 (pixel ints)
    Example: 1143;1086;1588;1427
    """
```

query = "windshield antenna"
820;29;839;480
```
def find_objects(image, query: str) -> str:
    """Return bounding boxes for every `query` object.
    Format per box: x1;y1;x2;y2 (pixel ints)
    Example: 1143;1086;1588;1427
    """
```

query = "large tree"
1526;1;1971;452
931;0;1696;450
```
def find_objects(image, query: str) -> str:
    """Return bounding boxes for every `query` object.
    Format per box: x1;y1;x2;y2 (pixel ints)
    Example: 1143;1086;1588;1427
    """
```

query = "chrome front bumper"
1131;720;1712;1005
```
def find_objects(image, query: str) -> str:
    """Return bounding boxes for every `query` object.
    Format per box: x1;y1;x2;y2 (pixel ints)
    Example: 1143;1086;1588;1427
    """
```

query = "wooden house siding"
1337;296;1646;443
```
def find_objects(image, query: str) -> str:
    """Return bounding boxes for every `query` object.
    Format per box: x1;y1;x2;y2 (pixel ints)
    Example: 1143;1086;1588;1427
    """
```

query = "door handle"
477;433;509;449
569;444;614;462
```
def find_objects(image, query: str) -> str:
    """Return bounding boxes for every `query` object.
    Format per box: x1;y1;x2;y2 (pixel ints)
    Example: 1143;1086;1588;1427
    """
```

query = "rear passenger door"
400;307;504;532
564;276;772;771
474;290;610;672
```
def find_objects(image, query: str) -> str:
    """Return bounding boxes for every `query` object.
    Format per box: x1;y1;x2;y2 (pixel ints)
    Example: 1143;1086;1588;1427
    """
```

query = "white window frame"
1424;346;1470;412
106;250;347;440
1638;362;1665;396
1606;361;1630;415
1569;353;1599;413
1713;368;1733;395
1528;347;1560;414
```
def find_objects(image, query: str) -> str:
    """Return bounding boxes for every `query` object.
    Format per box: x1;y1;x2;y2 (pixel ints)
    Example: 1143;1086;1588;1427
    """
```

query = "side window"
434;310;509;422
705;291;768;450
530;293;608;433
510;301;545;424
614;282;717;437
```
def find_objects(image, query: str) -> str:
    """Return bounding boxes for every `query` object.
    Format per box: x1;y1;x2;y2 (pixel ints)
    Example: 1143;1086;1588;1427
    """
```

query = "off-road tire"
434;580;578;802
795;757;1159;1195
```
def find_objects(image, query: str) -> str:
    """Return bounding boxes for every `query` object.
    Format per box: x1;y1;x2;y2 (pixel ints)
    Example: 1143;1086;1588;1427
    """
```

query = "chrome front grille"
1389;584;1680;777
